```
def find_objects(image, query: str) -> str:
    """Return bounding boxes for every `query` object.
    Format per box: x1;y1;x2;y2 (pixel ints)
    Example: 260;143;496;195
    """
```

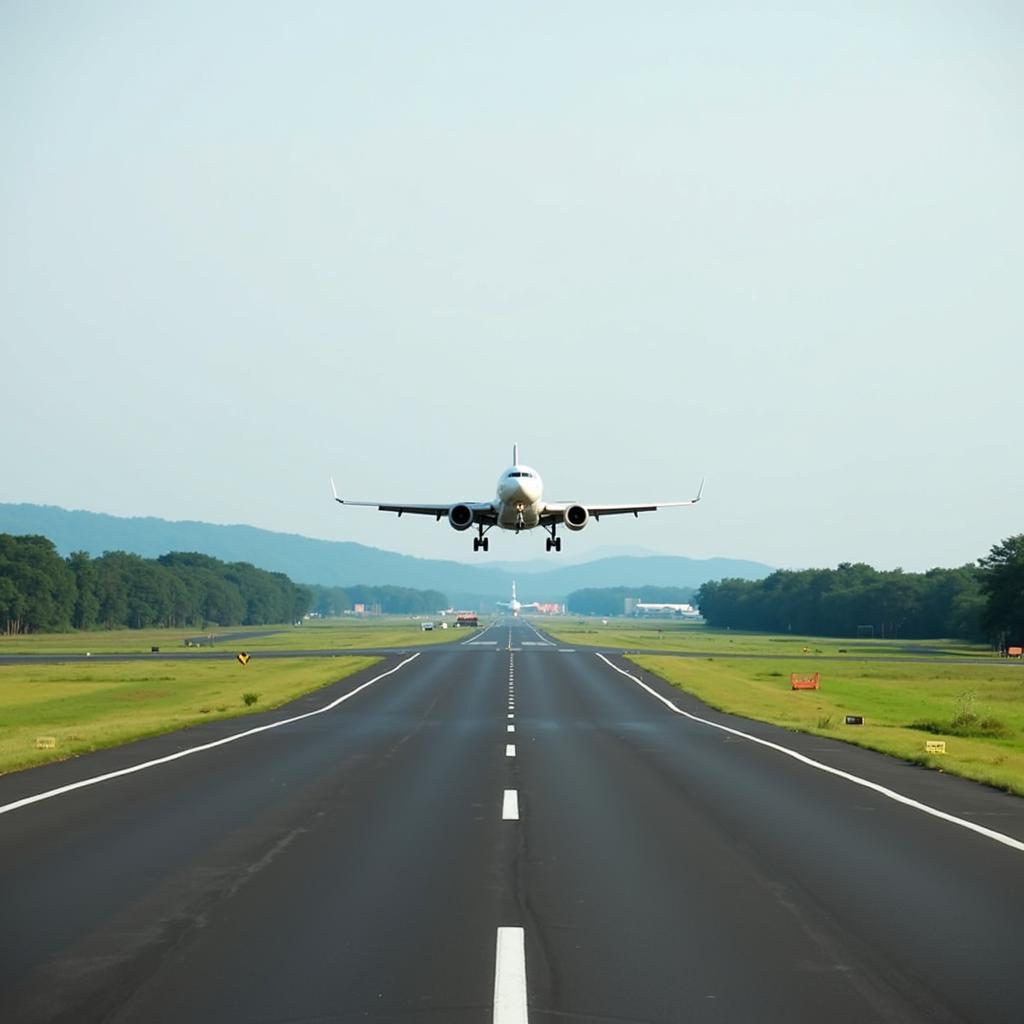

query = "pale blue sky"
2;2;1021;571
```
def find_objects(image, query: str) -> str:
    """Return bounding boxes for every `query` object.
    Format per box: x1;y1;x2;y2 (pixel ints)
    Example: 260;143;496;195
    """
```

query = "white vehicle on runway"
496;581;541;616
332;446;702;552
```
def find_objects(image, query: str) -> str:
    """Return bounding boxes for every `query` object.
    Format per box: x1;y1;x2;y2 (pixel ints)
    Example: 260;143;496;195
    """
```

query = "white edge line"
493;926;528;1024
0;653;421;817
596;653;1024;855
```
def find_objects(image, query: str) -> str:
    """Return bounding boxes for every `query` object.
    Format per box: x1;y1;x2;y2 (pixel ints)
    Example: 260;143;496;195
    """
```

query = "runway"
1;620;1023;1022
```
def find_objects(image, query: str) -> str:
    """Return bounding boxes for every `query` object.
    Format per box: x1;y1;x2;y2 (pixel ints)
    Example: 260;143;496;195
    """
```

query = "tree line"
0;535;312;633
566;586;696;616
696;536;1024;644
308;584;448;616
0;533;452;634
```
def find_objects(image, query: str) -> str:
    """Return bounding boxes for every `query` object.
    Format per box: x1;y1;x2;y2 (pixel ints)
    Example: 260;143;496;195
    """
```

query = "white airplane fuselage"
494;463;544;531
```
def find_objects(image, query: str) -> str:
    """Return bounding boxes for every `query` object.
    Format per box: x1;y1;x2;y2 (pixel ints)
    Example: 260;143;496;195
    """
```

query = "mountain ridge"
0;503;773;605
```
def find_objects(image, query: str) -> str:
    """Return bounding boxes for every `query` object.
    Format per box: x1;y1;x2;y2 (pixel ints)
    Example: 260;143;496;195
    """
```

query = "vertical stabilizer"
512;444;519;466
512;580;517;601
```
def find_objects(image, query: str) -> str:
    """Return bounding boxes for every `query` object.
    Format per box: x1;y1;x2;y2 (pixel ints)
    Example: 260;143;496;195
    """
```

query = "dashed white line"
0;654;422;817
596;653;1024;855
502;790;520;820
507;725;515;733
506;744;516;757
493;926;529;1023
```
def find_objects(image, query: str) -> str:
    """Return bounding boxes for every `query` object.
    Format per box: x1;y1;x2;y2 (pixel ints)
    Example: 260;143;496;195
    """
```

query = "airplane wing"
540;480;704;523
331;479;497;522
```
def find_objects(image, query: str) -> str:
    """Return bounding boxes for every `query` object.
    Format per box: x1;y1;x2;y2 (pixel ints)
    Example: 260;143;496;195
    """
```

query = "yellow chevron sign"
237;652;251;666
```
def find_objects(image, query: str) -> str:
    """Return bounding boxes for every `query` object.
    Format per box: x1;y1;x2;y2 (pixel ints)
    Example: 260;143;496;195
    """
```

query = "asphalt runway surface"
2;619;1023;1022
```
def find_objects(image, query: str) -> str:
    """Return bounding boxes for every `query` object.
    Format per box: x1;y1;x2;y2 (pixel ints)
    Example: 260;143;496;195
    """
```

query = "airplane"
331;445;703;552
496;581;541;616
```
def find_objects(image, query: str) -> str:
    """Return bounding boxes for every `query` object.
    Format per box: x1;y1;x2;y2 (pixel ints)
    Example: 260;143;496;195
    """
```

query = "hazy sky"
2;2;1021;572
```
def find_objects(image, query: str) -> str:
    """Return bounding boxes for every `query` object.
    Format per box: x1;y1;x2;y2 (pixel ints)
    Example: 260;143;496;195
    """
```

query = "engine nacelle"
448;504;474;531
563;504;590;531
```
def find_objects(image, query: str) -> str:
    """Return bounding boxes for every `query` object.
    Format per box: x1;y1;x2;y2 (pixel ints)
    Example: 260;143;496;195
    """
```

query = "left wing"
330;479;496;522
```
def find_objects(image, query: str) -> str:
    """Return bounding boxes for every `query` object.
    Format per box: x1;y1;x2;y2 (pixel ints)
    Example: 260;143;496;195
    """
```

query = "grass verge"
630;654;1024;795
0;617;475;655
541;620;994;660
0;656;379;776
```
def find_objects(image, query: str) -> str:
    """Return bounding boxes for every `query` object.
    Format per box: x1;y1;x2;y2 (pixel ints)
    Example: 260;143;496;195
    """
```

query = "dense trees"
978;535;1024;647
0;532;448;633
696;563;986;641
566;586;696;616
308;584;448;616
0;535;75;634
0;534;313;633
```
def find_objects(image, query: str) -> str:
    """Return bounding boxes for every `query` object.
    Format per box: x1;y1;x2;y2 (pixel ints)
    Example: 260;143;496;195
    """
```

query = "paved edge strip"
493;926;529;1024
596;653;1024;854
0;653;421;817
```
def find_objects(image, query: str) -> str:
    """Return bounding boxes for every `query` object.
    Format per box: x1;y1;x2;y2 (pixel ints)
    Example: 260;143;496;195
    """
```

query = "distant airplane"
496;581;541;616
332;446;702;552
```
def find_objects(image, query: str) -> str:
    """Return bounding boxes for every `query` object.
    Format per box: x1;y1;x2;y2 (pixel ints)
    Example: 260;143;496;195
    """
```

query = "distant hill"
0;504;773;606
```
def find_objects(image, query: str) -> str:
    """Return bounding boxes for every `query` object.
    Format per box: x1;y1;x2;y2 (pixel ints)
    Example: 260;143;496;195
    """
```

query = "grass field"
627;653;1024;794
0;617;477;655
0;656;379;777
542;619;992;660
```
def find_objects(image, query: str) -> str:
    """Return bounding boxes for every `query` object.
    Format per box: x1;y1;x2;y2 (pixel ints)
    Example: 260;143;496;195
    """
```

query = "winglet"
694;478;705;503
330;477;342;504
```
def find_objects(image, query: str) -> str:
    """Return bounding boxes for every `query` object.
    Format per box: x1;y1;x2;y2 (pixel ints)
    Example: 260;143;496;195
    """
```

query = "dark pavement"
1;619;1023;1022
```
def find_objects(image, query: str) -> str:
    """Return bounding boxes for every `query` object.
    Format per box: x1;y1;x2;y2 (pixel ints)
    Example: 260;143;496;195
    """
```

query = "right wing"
540;479;704;523
331;479;497;523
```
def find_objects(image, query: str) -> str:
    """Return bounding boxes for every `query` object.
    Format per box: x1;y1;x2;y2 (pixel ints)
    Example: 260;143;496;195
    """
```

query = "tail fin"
512;444;519;466
512;580;517;601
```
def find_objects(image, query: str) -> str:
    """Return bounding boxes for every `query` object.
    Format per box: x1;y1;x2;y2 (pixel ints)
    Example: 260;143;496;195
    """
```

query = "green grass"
0;616;477;655
541;619;994;660
629;653;1024;795
0;656;379;776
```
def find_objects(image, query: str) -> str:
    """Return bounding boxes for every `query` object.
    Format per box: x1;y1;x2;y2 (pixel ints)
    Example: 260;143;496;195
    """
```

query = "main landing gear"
473;524;491;552
544;523;562;552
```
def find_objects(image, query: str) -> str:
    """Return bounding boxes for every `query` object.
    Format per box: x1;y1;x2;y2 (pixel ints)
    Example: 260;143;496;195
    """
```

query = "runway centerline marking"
0;654;422;817
597;653;1024;855
502;789;520;820
508;725;515;733
493;926;529;1024
506;744;516;757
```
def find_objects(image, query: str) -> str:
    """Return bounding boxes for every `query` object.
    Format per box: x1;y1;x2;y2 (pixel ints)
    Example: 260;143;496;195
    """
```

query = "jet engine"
448;504;474;531
563;504;590;531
